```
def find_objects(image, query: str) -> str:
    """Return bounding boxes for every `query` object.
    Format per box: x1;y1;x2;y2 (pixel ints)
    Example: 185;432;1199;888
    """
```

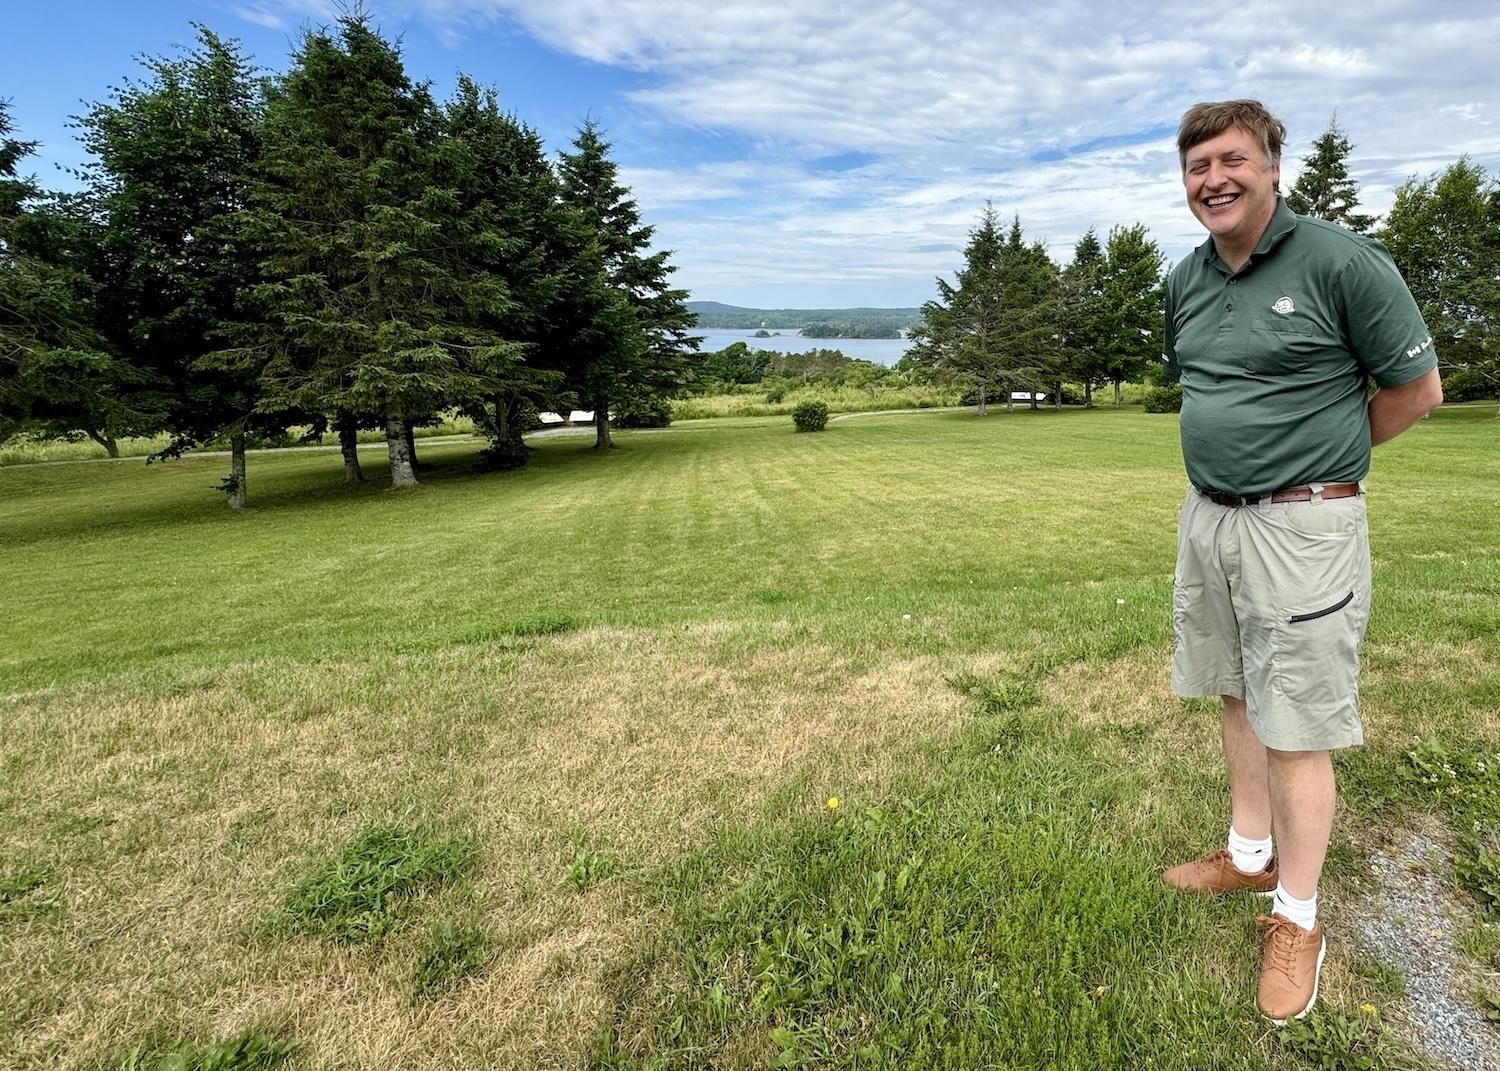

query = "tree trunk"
593;397;615;449
385;411;418;487
228;430;247;510
337;409;364;483
85;427;119;458
976;384;988;417
1005;391;1015;413
1054;382;1063;410
1029;394;1039;411
1113;377;1123;408
493;392;509;442
1084;381;1094;408
404;424;418;470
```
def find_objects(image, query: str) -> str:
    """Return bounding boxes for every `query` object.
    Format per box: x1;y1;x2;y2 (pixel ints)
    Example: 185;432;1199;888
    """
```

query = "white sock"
1227;826;1273;874
1272;883;1318;931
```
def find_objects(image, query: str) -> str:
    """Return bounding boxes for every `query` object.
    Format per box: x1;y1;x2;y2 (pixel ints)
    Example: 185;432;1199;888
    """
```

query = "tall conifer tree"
1285;116;1375;232
439;78;575;468
1098;224;1165;407
1;103;136;449
73;26;272;503
557;120;697;449
1058;228;1109;407
243;15;519;487
911;206;1057;414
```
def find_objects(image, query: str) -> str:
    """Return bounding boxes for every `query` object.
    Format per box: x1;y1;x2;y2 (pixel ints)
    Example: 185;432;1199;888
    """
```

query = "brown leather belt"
1198;483;1362;508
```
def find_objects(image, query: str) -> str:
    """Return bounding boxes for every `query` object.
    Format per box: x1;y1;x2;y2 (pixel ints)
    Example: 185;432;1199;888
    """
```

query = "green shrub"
1142;385;1183;413
613;396;673;429
273;825;477;944
764;383;787;404
480;439;532;471
791;401;830;432
1441;364;1497;402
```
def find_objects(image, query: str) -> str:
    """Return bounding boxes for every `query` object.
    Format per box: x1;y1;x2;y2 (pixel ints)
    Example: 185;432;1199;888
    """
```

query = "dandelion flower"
826;796;840;810
1360;1003;1378;1017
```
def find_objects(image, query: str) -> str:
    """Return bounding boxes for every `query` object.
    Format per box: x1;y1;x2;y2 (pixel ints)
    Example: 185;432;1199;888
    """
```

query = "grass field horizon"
3;405;1497;1069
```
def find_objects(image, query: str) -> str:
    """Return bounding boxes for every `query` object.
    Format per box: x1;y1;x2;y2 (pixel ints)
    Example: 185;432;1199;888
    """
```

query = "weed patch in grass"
1278;1005;1421;1071
566;848;625;892
1397;736;1500;914
948;671;1042;714
410;918;493;1000
273;824;477;944
0;864;61;921
111;1027;298;1071
594;716;1262;1070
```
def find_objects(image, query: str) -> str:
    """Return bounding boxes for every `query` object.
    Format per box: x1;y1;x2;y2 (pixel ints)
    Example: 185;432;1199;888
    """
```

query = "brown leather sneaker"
1162;849;1278;895
1256;913;1326;1023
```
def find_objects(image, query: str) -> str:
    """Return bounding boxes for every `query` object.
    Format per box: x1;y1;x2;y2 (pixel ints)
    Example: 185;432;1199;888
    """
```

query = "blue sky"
5;1;1499;308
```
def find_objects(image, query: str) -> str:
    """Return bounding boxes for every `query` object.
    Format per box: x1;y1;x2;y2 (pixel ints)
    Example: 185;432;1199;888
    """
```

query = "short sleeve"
1335;241;1436;388
1161;275;1181;384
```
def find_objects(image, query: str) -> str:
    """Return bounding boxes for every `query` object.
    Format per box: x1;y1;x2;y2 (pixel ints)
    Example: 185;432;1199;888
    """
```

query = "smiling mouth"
1203;193;1239;208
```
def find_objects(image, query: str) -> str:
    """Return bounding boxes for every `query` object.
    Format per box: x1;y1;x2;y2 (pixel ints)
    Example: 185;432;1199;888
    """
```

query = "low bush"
792;401;830;432
1142;385;1183;413
1441;364;1497;403
613;396;673;429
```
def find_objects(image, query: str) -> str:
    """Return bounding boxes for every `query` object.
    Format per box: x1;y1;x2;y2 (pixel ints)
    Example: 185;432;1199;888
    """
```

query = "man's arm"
1369;367;1443;446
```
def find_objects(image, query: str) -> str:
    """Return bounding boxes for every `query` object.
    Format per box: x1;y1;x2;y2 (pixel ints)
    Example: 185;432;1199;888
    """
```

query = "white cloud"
231;4;290;30
243;0;1500;303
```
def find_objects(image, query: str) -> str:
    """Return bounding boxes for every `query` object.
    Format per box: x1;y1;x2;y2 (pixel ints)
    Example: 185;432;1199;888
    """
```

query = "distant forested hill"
688;301;920;337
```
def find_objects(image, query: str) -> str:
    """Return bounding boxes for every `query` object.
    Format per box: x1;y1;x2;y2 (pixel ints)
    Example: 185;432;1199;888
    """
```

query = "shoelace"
1256;915;1305;980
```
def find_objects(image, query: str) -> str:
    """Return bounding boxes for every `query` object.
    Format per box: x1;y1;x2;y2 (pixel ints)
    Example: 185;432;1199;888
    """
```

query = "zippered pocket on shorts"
1288;591;1353;624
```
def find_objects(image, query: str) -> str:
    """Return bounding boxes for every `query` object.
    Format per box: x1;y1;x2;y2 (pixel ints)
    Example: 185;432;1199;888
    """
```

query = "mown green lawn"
1;405;1496;1070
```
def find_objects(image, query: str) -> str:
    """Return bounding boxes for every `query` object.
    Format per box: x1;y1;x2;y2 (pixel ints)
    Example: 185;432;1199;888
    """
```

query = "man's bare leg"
1265;747;1335;900
1222;695;1271;841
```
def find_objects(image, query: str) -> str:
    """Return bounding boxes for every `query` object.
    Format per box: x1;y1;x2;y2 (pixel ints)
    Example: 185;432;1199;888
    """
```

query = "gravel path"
1356;832;1500;1070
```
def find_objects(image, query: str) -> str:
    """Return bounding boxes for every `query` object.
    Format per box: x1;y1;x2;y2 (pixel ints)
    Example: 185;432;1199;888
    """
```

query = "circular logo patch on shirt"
1272;296;1295;315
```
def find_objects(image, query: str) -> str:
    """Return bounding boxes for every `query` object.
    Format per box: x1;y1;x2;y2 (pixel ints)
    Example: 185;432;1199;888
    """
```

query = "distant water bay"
694;329;911;367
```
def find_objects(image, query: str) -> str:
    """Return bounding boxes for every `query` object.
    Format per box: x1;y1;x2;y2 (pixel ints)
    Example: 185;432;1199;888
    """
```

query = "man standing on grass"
1159;99;1442;1022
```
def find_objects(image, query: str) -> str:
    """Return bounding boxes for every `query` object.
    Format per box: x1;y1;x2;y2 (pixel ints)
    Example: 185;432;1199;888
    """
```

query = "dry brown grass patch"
0;622;968;1069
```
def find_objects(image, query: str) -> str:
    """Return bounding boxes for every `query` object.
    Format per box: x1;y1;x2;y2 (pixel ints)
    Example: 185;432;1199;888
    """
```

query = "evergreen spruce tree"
439;78;575;469
0;102;147;454
1058;228;1109;407
1099;224;1166;407
557;120;697;449
911;205;1056;415
1285;116;1376;232
1001;216;1062;411
243;15;519;487
74;26;278;505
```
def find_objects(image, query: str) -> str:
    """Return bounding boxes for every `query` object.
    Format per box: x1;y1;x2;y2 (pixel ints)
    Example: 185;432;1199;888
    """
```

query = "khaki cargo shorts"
1171;486;1372;751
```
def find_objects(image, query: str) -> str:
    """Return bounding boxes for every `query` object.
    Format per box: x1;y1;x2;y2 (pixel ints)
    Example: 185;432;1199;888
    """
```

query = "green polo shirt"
1162;198;1436;496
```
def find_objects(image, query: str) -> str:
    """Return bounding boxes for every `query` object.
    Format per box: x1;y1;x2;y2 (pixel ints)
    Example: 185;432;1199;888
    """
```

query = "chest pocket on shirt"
1247;316;1316;374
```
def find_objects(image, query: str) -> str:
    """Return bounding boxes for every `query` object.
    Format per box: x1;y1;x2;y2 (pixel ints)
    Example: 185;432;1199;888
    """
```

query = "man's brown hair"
1176;99;1287;172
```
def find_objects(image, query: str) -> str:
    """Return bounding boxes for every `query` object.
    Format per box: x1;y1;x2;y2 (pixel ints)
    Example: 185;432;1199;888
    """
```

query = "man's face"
1182;125;1280;250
